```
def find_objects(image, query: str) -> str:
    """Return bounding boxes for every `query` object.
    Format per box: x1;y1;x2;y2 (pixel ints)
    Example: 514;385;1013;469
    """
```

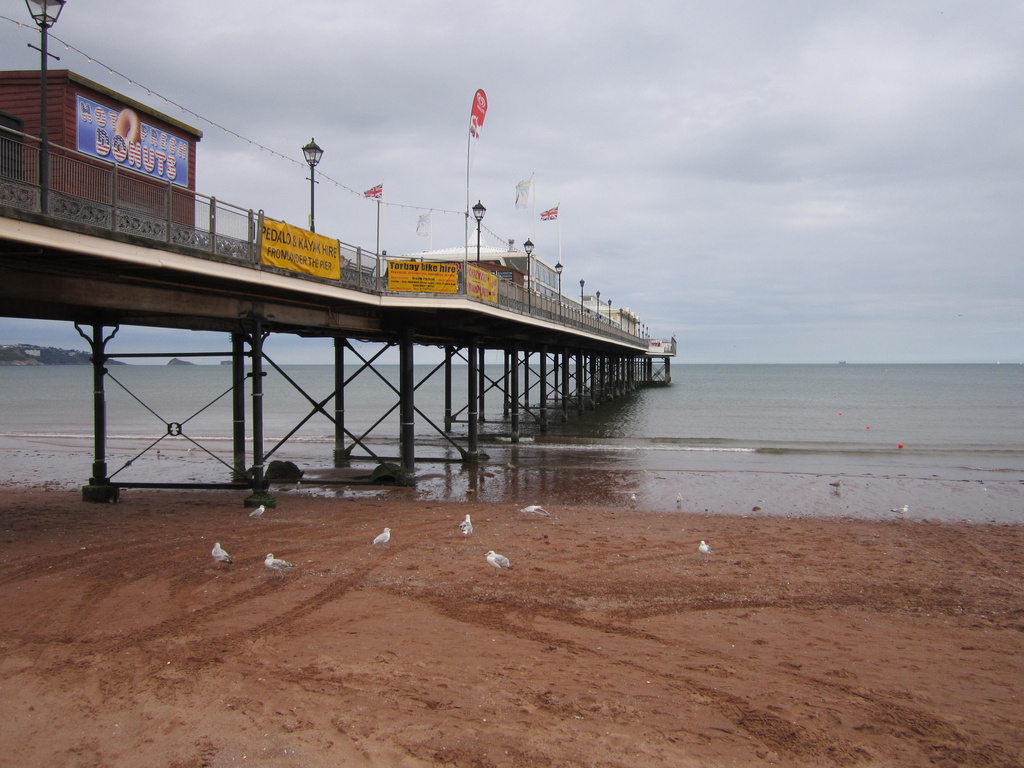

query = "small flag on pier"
540;205;559;221
364;184;383;199
470;89;488;138
416;212;431;237
515;178;531;209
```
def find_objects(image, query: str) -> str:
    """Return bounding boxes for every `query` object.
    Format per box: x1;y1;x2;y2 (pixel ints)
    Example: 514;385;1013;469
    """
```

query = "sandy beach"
0;482;1021;767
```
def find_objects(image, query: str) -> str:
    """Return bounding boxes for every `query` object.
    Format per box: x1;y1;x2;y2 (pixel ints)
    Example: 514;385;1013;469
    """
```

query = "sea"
1;363;1022;522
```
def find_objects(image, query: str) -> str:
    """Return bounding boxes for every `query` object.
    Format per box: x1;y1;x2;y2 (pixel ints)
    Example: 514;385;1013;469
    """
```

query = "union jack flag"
540;205;559;221
364;184;383;199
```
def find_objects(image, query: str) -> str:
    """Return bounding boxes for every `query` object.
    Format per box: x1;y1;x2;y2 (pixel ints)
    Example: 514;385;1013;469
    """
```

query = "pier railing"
1;131;661;351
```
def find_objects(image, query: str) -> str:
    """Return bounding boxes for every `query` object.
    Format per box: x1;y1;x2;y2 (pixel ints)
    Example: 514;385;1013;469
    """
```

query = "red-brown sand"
0;485;1021;767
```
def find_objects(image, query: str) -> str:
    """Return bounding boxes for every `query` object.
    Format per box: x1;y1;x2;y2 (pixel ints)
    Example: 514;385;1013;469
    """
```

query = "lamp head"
523;238;534;256
25;0;65;28
302;138;323;168
554;261;563;275
472;200;486;222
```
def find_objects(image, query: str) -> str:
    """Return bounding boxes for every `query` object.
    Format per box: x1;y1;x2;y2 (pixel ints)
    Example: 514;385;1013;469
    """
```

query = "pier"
1;90;674;503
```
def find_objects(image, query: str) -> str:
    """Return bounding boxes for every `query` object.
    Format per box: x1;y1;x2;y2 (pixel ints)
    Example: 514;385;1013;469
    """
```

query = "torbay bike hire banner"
387;261;459;293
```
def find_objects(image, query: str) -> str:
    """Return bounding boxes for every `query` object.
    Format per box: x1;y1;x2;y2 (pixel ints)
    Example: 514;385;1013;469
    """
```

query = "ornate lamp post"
579;279;585;312
523;238;534;312
554;260;563;317
472;200;486;263
596;290;601;320
302;138;323;232
25;0;66;215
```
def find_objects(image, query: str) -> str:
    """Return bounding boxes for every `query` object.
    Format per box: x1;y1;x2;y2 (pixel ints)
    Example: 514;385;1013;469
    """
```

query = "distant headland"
0;344;127;366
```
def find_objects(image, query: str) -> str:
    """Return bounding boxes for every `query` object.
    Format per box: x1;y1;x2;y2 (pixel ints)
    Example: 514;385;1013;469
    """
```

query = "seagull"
486;550;512;575
891;504;909;514
519;505;550;516
698;540;712;555
372;527;391;546
676;493;683;505
264;553;294;577
249;504;265;518
829;480;842;494
459;514;473;535
211;542;232;565
630;493;637;504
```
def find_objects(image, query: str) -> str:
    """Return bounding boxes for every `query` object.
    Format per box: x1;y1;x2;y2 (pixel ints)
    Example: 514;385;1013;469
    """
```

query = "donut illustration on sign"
114;108;142;145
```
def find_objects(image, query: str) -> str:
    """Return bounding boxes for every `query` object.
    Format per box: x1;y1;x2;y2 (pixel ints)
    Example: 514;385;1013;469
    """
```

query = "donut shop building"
0;69;202;195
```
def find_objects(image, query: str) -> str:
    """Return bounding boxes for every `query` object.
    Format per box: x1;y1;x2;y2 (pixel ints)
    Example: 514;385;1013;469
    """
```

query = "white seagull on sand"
698;540;713;555
891;504;909;514
486;550;512;575
249;504;265;518
459;514;473;535
264;553;295;577
519;505;550;516
211;542;232;565
372;527;391;546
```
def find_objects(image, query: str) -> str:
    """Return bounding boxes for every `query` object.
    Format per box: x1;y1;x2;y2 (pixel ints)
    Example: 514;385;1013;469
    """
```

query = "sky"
2;0;1022;364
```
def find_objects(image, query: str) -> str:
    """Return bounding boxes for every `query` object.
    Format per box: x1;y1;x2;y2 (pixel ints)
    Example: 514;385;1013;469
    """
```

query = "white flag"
416;212;431;237
515;178;531;210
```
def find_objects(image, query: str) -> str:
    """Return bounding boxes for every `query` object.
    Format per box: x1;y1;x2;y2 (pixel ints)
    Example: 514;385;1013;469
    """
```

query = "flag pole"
557;203;562;266
375;198;381;255
465;129;471;268
466;90;488;273
531;172;537;246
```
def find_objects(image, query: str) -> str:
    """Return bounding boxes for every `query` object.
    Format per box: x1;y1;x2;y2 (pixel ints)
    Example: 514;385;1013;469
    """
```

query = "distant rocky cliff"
0;344;125;365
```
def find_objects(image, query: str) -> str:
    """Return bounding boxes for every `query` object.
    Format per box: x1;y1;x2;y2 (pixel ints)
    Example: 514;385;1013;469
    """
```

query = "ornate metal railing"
1;128;666;352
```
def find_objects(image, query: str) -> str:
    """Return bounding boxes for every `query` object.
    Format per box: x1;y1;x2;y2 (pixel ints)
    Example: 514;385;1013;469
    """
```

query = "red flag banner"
364;184;383;199
540;205;559;221
470;89;488;138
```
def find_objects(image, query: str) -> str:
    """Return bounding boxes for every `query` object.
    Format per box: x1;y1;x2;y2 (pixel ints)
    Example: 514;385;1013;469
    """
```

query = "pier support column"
503;350;512;418
333;338;349;465
577;350;586;413
539;346;549;432
509;345;520;443
399;328;417;482
231;333;247;479
523;350;531;414
561;348;570;422
80;323;119;503
468;335;479;456
478;346;487;423
244;320;274;508
589;355;599;408
444;346;454;432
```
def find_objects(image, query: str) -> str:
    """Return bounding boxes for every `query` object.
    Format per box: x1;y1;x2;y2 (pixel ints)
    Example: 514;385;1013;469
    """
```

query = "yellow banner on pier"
467;264;498;303
388;261;459;293
260;218;341;280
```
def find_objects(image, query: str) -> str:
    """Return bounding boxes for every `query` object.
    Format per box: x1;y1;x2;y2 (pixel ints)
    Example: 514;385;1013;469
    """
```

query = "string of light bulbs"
2;13;533;247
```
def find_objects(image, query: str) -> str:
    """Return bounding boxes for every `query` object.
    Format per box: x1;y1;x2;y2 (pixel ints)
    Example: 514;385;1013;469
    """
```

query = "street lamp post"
596;290;601;321
608;298;612;325
523;238;534;313
472;200;486;264
554;260;563;317
302;138;323;232
579;279;585;315
25;0;66;215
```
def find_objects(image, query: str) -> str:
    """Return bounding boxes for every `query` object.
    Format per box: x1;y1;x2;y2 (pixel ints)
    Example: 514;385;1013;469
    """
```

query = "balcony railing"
1;129;669;353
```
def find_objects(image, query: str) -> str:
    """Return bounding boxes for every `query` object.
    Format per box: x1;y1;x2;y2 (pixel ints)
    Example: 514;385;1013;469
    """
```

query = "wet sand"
0;484;1022;767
